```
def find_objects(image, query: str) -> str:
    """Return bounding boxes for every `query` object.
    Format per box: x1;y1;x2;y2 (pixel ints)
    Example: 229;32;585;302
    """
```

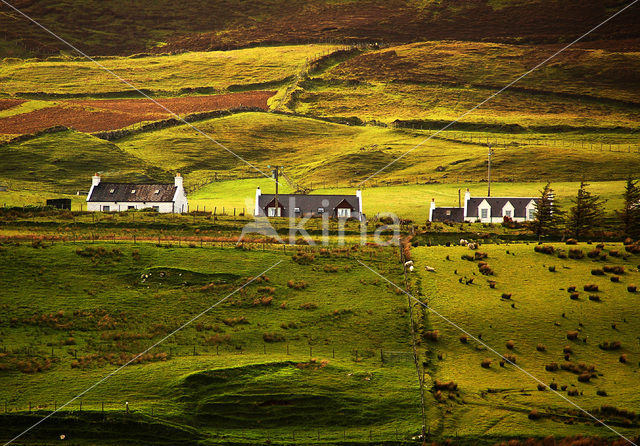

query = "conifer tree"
567;181;605;239
530;182;563;238
617;178;640;238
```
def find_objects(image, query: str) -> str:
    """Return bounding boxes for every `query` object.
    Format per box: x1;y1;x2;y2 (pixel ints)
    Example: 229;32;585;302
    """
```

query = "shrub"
528;409;541;420
504;354;516;364
587;249;601;259
536;344;546;352
596;390;608;397
625;243;640;254
566;331;579;341
619;354;628;363
287;280;308;290
263;332;285;343
591;269;605;276
481;359;492;368
598;340;622;351
292;252;315;265
628;284;638;293
578;373;591;382
566;239;578;245
584;284;599;292
548;266;556;272
545;363;558;372
563;345;573;354
610;276;621;283
588;294;601;302
459;335;469;344
567;389;579;396
568;248;584;259
557;251;568;259
534;245;555;255
537;384;546;391
603;265;625;274
433;380;458;391
488;281;496;289
506;340;515;350
424;330;441;342
567;286;577;292
501;293;512;300
299;302;318;310
570;292;579;300
549;382;558;390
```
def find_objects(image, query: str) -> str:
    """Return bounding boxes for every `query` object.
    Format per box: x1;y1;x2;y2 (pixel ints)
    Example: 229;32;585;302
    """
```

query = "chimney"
174;173;183;188
429;198;436;222
92;173;101;187
254;187;262;216
356;189;363;221
463;188;471;218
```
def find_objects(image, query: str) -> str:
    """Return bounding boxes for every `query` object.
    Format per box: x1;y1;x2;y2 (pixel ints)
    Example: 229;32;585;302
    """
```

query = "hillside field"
412;242;640;440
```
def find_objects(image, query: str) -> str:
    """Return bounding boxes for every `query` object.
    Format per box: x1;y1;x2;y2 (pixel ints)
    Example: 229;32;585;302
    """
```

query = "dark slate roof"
258;194;360;213
88;183;177;202
466;197;537;218
431;207;464;222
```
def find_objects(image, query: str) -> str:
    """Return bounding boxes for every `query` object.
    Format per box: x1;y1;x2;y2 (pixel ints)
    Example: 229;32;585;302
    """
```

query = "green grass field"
412;242;640;440
0;242;424;444
0;45;341;96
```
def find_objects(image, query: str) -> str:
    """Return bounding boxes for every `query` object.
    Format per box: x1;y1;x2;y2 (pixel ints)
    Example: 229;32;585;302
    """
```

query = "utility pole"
487;144;493;197
268;165;282;217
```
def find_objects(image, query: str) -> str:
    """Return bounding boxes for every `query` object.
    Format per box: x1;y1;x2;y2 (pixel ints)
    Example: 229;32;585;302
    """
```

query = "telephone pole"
268;165;282;217
487;144;494;197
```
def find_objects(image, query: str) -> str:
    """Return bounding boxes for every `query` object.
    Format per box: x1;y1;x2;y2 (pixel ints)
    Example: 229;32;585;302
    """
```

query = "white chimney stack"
463;188;471;218
254;187;262;216
355;189;363;221
429;198;436;221
92;173;101;187
174;173;183;188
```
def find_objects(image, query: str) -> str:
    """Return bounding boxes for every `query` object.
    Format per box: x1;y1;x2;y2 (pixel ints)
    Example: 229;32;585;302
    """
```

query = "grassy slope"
0;243;422;443
0;130;171;192
291;41;640;128
413;242;640;439
0;45;340;96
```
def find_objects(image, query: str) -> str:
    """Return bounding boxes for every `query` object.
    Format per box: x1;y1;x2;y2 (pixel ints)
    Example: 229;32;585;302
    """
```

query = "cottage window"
445;210;451;216
109;188;115;194
337;208;351;218
154;189;160;194
102;205;110;212
505;210;512;218
128;206;135;210
528;209;536;220
318;207;324;214
267;207;281;217
131;189;136;194
294;207;300;213
481;208;488;219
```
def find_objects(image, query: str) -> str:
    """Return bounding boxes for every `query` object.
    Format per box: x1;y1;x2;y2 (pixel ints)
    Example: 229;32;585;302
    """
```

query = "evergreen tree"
529;182;563;238
567;181;605;239
617;178;640;238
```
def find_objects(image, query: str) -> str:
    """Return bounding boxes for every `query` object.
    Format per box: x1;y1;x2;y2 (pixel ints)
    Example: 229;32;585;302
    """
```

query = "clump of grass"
591;269;605;276
461;254;475;261
587;249;601;259
570;292;579;300
506;340;515;350
609;249;620;257
596;390;608;397
501;293;512;300
504;354;516;364
610;276;621;283
567;389;579;396
584;284;599;292
568;248;584;259
204;334;231;345
292;252;315;265
323;264;339;273
578;373;592;383
566;239;578;245
253;296;273;306
566;331;579;341
619;354;628;363
549;382;558;390
424;330;440;342
603;265;625;274
263;332;285;343
588;294;601;302
222;316;249;327
433;380;458;391
481;359;492;368
299;302;318;310
478;262;494;275
474;251;488;260
459;335;469;344
628;284;637;293
280;321;298;329
488;281;496;288
563;345;573;354
545;362;559;372
534;245;555;255
528;409;541;420
598;340;622;351
567;286;577;292
537;384;546;391
536;344;546;352
548;266;556;272
287;280;308;290
257;286;275;294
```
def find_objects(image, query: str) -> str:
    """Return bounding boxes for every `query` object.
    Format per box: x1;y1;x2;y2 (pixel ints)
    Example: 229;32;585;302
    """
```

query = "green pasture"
413;242;640;439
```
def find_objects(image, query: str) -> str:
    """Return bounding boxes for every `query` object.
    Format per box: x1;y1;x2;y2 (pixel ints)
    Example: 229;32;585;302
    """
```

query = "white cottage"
430;189;538;223
86;173;188;213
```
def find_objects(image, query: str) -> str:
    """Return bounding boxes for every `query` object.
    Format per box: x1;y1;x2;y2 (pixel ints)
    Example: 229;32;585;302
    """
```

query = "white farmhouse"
86;173;188;213
430;189;538;223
